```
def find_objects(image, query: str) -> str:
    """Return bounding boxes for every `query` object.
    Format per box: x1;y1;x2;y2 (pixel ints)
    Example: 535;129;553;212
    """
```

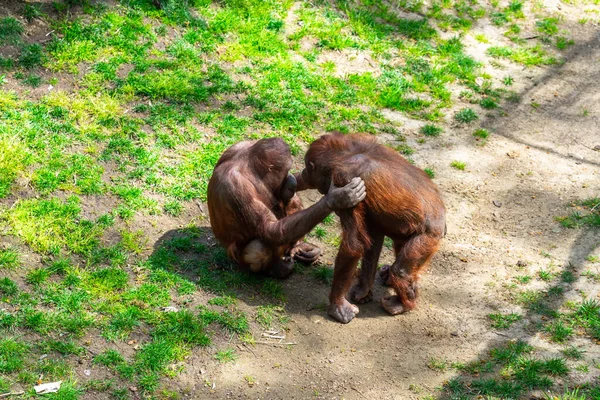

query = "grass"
487;45;556;66
0;17;24;45
214;348;237;364
561;346;585;360
451;160;467;170
0;338;28;373
556;198;600;228
488;313;522;329
311;265;334;285
0;247;20;270
1;196;104;255
420;124;443;137
473;128;489;142
455;107;478;123
255;305;289;329
443;340;571;398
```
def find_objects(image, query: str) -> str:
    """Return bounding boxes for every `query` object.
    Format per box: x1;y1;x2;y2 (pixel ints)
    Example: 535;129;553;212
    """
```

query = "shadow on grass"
150;227;289;306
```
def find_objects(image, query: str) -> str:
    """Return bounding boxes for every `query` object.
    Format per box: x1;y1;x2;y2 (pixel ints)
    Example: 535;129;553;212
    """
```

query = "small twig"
351;386;368;399
0;391;25;398
243;343;257;357
256;341;297;347
590;201;600;212
521;34;539;40
261;334;285;340
45;30;55;37
494;331;512;338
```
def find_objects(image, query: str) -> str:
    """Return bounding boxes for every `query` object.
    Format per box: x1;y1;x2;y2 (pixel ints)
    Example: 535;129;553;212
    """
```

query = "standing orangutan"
296;133;446;323
207;138;366;278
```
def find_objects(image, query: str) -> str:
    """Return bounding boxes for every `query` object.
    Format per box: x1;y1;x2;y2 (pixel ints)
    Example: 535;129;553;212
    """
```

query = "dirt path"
175;30;600;399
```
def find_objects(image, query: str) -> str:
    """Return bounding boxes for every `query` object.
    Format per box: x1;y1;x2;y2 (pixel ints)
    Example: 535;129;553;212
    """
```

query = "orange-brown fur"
208;138;324;278
299;133;445;322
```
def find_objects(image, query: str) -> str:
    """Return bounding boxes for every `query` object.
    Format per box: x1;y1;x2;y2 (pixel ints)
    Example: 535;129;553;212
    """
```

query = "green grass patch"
556;198;600;228
0;135;30;198
451;160;466;170
1;196;104;255
255;305;288;329
0;338;28;373
198;307;249;335
455;107;478;123
488;312;522;329
311;265;334;285
444;340;569;398
0;247;20;270
214;348;237;364
420;124;442;137
487;45;556;66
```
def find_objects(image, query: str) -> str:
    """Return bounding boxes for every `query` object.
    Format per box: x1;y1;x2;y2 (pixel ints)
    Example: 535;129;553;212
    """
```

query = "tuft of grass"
561;270;576;283
488;313;522;329
198;308;249;335
0;277;19;297
310;226;327;239
427;357;449;371
451;160;466;170
536;17;559;36
561;346;585;360
311;265;334;285
0;135;30;198
208;296;237;307
479;98;498;109
19;44;45;69
455;108;478;123
255;305;288;329
0;338;28;373
441;339;570;397
2;196;104;255
556;36;574;50
515;275;532;284
214;348;237;364
538;269;554;281
424;167;435;179
23;4;43;22
473;128;489;141
544;321;573;343
420;124;442;137
0;17;24;45
164;199;183;216
393;143;415;156
556;198;600;229
0;247;20;270
487;45;556;66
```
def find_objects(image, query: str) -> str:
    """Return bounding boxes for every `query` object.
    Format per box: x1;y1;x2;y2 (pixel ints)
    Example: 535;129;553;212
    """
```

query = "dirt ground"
166;25;600;400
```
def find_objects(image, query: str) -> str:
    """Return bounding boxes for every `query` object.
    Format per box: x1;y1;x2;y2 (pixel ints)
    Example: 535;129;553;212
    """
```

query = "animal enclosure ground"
0;0;599;399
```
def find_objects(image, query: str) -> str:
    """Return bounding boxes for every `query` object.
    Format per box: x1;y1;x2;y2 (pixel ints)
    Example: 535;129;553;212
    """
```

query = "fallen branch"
256;341;297;347
351;386;368;399
261;333;285;340
0;391;25;398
